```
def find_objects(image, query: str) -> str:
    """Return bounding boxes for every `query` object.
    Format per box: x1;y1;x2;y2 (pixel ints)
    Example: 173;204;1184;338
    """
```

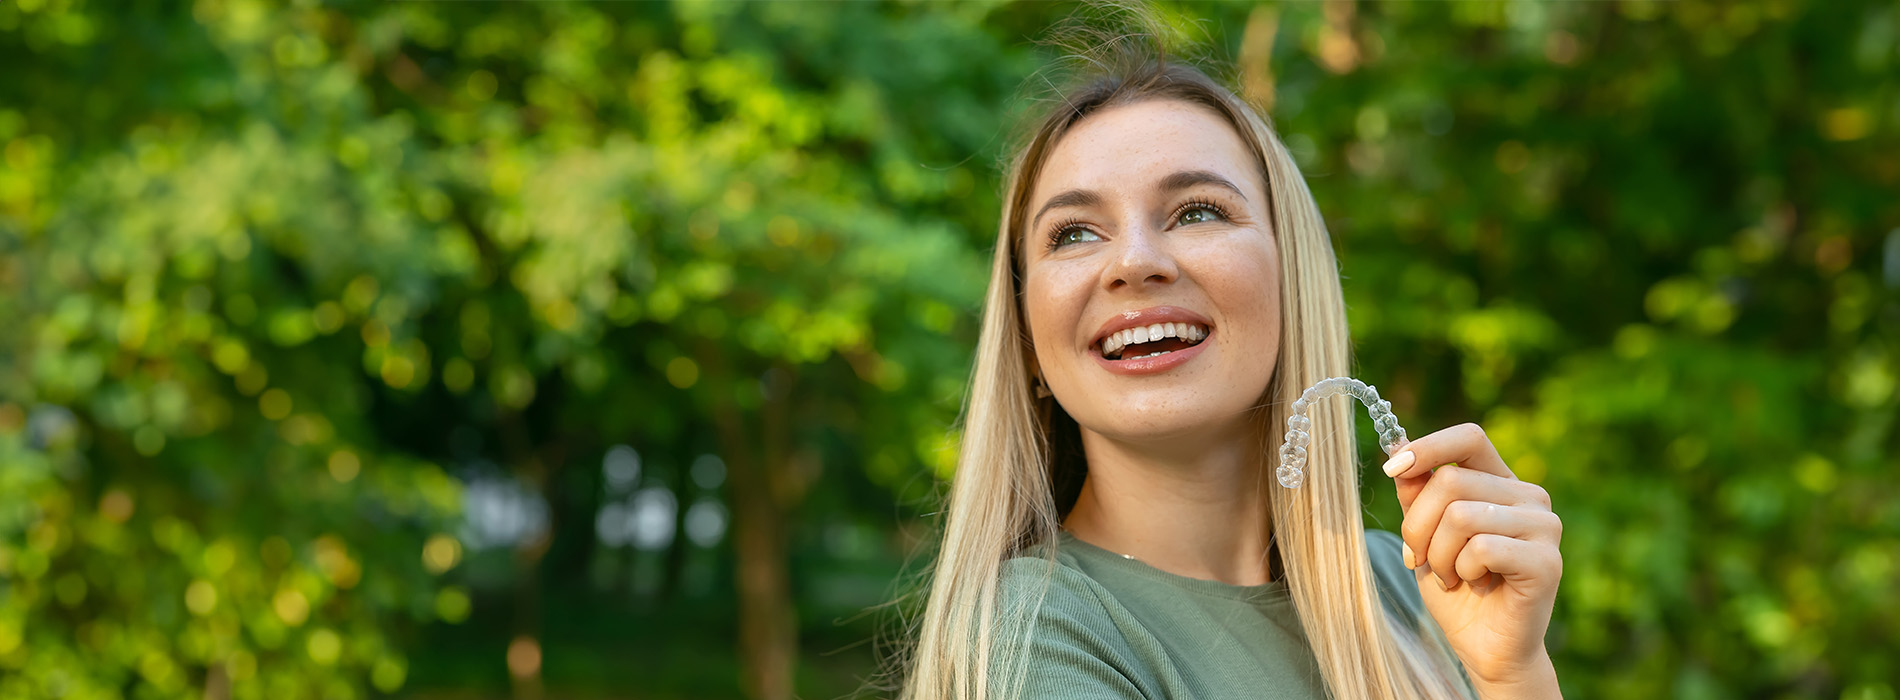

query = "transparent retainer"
1276;377;1408;489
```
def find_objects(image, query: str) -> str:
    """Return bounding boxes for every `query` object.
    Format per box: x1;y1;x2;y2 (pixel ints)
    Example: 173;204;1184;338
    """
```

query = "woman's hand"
1381;423;1564;700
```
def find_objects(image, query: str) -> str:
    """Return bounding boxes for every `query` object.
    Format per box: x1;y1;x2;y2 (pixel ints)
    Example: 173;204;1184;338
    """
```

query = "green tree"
4;1;1030;698
2;1;1895;699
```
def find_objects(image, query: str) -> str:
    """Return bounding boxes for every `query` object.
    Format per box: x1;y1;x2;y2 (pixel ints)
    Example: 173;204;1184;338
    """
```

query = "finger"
1425;502;1563;590
1387;435;1438;516
1399;466;1553;568
1453;533;1563;593
1390;438;1429;515
1396;471;1428;516
1383;422;1514;483
1393;465;1430;569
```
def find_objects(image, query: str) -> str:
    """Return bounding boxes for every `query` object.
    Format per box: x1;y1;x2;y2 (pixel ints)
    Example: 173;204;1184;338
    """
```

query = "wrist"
1469;650;1561;700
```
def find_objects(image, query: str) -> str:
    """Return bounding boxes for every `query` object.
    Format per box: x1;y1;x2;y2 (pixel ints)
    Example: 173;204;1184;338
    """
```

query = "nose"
1103;224;1179;291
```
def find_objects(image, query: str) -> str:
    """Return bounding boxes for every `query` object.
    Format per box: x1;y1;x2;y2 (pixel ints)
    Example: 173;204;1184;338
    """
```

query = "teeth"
1099;322;1211;358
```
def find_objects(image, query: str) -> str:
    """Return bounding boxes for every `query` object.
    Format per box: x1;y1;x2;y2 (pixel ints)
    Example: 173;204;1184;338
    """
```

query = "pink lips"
1094;337;1210;375
1090;305;1215;376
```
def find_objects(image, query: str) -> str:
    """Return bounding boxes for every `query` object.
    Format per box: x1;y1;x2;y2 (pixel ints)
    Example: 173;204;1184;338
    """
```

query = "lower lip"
1093;334;1212;376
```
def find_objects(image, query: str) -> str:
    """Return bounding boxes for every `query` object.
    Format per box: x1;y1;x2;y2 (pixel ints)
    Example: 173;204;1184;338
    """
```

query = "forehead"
1031;99;1261;202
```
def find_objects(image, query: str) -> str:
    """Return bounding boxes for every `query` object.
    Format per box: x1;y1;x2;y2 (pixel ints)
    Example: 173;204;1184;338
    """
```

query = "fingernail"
1435;573;1456;591
1401;543;1416;570
1381;450;1416;477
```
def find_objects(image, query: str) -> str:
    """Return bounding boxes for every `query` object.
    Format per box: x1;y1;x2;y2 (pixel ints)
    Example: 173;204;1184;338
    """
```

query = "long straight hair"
895;15;1470;700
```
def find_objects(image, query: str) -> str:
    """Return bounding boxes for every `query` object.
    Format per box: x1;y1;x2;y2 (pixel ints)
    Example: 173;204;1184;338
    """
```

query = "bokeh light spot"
328;450;361;483
603;445;641;493
666;357;699;389
258;389;292;420
435;587;472;623
133;426;165;456
381;355;416;388
506;635;541;679
467;70;498;101
315;535;361;589
443;357;476;393
307;628;342;665
185;580;218;615
372;657;408;692
422;534;462;574
274;589;310;626
99;489;135;523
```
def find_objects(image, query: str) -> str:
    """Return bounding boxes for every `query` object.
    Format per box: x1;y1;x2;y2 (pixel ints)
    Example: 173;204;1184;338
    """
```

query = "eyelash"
1044;217;1090;251
1044;198;1233;251
1173;197;1231;225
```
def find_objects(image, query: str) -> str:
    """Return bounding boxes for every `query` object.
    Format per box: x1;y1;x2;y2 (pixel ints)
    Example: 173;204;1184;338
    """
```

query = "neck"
1061;417;1275;586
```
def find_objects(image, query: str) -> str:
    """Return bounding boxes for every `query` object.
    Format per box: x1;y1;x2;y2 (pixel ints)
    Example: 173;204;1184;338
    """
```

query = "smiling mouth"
1099;322;1211;361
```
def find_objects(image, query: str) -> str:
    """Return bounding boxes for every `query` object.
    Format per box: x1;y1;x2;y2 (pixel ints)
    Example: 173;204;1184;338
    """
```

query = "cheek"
1022;267;1093;357
1188;241;1281;336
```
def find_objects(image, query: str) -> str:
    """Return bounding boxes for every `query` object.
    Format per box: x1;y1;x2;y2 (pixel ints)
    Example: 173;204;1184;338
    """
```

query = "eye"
1174;199;1229;226
1047;220;1101;250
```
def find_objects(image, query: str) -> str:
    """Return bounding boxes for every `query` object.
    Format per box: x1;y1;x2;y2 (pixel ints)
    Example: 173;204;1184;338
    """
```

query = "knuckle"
1400;517;1428;543
1466;535;1496;559
1528;483;1553;509
1533;543;1561;574
1434;466;1468;490
1445;501;1480;530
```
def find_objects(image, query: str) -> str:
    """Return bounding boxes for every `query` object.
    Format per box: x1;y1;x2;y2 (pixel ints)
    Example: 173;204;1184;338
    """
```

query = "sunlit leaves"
2;1;1894;698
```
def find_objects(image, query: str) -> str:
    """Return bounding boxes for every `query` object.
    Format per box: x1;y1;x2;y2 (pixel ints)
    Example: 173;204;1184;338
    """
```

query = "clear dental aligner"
1277;377;1408;489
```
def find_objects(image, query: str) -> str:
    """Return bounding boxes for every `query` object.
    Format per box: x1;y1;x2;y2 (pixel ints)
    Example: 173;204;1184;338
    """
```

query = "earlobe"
1029;359;1054;399
1028;354;1055;399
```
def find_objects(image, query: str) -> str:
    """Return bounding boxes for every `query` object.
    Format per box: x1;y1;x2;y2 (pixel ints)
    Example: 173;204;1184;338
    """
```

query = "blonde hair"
892;11;1470;700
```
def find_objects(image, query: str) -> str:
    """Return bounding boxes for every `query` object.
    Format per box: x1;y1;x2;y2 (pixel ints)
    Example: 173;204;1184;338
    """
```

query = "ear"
1020;329;1040;378
1024;346;1051;398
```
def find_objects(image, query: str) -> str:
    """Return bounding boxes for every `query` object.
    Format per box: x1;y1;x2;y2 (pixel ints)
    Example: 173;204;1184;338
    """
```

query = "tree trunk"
728;446;793;700
710;353;798;700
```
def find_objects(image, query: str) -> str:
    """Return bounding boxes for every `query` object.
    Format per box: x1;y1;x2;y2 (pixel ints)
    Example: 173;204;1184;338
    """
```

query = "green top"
992;528;1472;699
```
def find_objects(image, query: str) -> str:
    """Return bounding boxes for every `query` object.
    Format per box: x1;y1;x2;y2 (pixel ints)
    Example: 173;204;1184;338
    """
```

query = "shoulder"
995;551;1124;651
1363;527;1408;579
1363;528;1428;627
992;550;1154;698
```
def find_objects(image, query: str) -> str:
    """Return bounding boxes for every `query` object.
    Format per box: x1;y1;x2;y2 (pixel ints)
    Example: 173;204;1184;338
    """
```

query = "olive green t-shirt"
991;528;1472;699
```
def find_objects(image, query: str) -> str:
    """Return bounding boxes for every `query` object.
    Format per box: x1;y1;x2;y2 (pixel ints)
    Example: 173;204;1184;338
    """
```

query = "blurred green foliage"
1;1;1896;699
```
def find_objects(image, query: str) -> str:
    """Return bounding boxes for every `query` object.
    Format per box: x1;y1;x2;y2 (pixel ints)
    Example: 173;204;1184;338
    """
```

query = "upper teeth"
1101;322;1208;357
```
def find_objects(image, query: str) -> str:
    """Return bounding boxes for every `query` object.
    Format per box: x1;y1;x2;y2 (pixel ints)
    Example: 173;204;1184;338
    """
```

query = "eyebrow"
1029;169;1249;232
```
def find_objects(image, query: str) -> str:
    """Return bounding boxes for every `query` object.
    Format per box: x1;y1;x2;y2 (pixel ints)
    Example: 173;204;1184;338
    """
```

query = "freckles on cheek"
1190;251;1280;334
1025;267;1091;351
1020;272;1060;345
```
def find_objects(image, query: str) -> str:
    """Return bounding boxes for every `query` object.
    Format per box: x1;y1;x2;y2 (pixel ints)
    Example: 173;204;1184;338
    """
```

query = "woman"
897;18;1564;700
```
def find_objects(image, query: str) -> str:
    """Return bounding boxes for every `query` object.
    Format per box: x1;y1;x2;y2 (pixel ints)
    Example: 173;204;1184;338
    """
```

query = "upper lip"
1091;305;1215;352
